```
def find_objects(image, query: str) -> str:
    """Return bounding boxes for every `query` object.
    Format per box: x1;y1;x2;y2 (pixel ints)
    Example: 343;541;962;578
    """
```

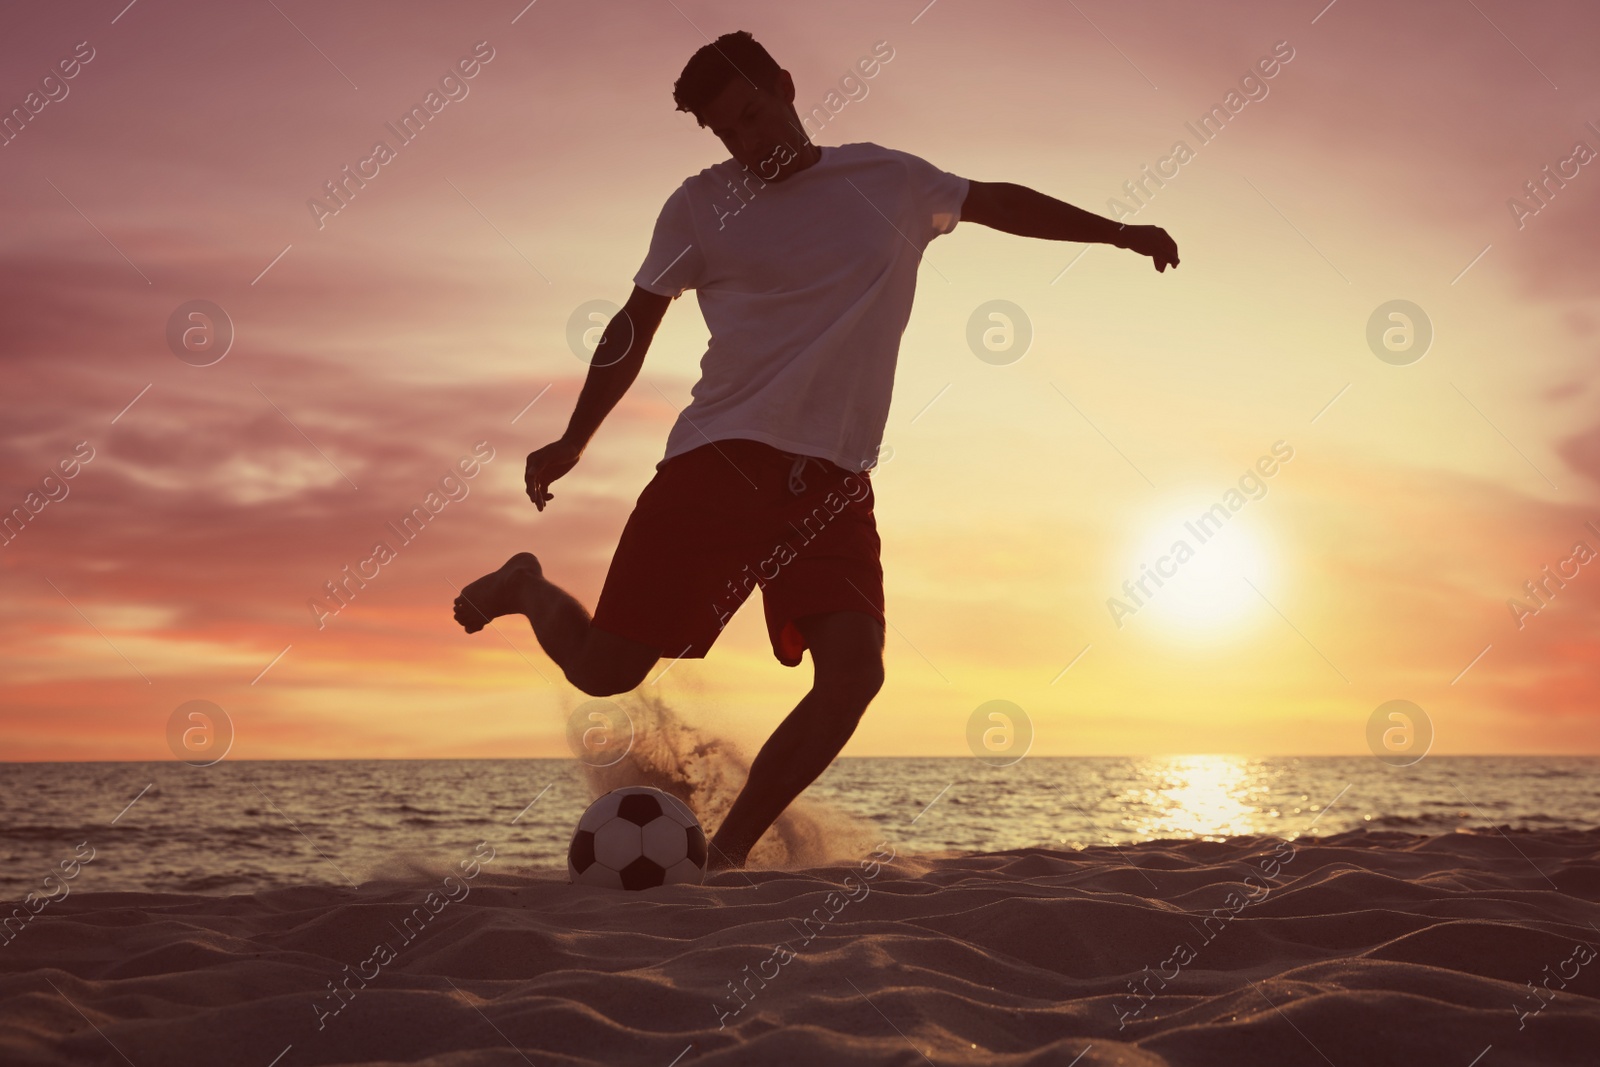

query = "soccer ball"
567;786;708;890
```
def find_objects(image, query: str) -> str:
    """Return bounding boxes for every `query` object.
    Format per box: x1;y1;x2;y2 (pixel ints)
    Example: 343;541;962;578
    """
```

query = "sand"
3;829;1599;1066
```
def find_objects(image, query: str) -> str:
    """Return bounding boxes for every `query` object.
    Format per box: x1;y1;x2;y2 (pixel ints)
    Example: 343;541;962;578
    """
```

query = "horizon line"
3;752;1596;765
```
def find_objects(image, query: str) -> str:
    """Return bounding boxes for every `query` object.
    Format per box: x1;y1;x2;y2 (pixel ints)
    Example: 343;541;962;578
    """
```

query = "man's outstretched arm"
960;180;1180;272
525;284;672;510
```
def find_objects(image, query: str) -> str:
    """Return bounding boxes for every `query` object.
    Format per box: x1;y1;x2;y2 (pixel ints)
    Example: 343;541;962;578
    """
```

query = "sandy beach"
4;828;1598;1066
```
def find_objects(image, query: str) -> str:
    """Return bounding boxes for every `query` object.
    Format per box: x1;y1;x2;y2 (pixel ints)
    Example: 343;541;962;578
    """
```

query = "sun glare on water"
1126;755;1265;840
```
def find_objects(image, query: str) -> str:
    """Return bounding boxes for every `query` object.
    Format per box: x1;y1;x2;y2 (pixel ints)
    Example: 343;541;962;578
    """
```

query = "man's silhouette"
455;31;1178;870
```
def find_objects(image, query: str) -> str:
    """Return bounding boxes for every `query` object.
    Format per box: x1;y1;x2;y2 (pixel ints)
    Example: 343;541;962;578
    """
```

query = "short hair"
672;31;784;124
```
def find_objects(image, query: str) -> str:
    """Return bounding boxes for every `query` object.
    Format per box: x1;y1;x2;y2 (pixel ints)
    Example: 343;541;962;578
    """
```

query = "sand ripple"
3;829;1598;1065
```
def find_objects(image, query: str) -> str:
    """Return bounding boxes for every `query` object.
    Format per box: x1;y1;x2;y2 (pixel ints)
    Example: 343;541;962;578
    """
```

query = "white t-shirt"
633;141;969;472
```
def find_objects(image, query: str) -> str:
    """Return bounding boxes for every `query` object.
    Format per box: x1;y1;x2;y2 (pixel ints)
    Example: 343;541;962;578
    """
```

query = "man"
454;31;1178;870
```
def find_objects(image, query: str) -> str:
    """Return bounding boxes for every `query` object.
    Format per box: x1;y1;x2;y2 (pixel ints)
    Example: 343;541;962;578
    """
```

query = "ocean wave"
4;756;1597;893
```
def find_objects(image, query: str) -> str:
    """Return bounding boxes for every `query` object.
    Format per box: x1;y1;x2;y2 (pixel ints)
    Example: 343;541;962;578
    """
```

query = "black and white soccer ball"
567;786;707;890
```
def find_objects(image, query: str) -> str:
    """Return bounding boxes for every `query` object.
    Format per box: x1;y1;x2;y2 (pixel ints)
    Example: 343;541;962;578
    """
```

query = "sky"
1;0;1597;761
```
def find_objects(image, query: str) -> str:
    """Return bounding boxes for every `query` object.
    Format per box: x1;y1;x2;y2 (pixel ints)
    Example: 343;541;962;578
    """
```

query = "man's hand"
1118;224;1180;272
525;438;582;511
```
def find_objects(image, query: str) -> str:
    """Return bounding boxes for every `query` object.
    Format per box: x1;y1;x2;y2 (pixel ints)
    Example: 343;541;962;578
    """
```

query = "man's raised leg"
707;610;885;870
453;552;660;696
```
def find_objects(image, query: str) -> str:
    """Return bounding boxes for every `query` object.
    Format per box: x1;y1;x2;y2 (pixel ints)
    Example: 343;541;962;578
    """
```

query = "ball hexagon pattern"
568;786;707;890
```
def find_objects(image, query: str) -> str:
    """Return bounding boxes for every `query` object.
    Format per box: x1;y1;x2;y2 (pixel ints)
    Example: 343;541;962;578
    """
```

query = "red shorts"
591;439;884;667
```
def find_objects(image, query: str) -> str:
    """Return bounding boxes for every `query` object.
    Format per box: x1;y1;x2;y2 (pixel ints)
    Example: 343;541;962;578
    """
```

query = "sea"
2;755;1595;897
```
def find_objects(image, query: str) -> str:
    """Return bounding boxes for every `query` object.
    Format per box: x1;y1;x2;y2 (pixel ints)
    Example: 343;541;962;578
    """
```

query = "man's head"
673;31;811;178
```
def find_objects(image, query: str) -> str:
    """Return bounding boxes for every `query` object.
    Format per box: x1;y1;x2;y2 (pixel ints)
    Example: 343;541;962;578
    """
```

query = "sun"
1114;498;1277;640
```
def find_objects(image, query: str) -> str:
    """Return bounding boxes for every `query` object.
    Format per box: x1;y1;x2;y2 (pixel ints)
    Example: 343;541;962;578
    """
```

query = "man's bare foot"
453;552;542;633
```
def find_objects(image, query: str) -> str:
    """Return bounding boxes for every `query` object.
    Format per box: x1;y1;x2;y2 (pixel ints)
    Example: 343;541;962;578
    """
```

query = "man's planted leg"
708;610;885;870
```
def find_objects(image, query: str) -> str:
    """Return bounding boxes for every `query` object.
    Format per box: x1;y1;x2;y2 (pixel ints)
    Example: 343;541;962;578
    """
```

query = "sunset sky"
2;0;1597;761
